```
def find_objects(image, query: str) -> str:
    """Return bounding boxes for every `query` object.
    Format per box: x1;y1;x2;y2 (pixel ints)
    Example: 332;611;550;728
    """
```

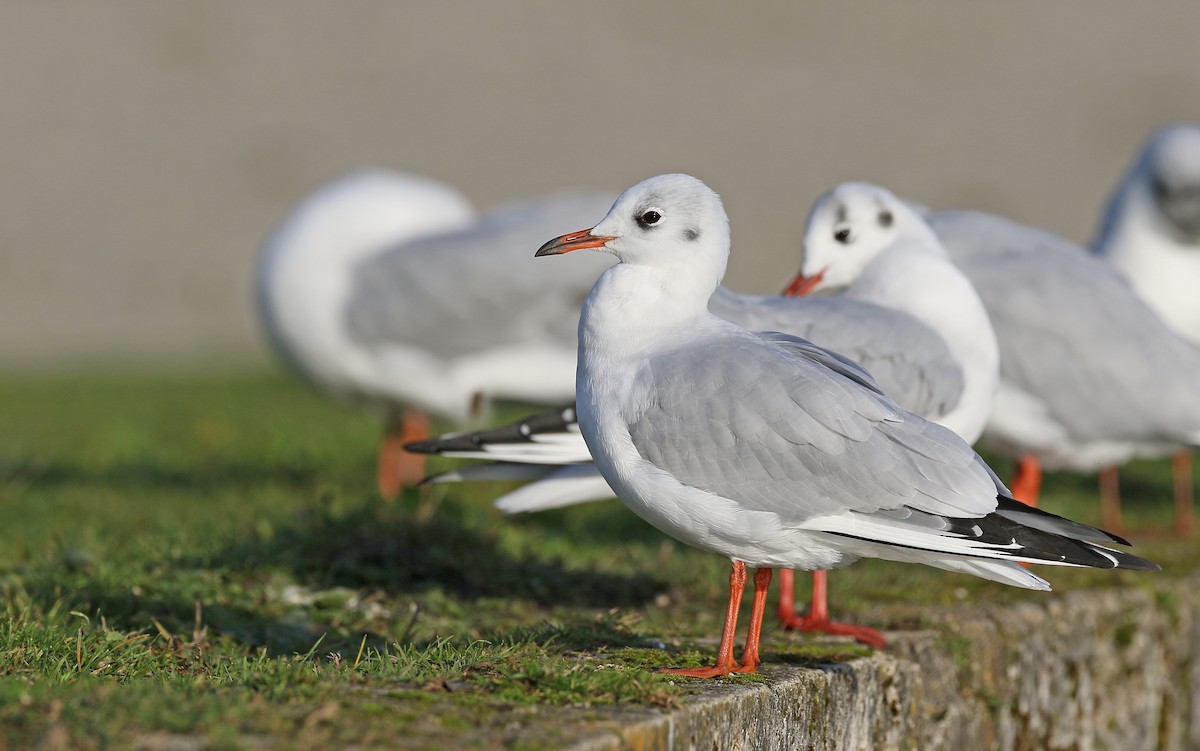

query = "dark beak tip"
534;228;614;258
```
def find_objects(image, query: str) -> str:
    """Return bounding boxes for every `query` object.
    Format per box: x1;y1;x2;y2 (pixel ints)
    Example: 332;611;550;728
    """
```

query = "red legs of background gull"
377;409;431;499
1098;455;1194;537
1011;453;1195;538
1098;466;1125;536
378;394;487;499
661;564;773;678
1172;451;1195;537
1008;454;1043;509
775;570;886;649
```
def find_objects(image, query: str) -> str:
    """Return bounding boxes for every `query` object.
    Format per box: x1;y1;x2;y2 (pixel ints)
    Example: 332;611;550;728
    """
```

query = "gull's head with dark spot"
788;182;936;295
536;174;730;280
1141;124;1200;243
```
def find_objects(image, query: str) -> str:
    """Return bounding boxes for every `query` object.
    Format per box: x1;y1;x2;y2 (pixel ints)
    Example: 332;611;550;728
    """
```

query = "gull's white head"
787;182;935;295
1132;124;1200;243
535;174;730;284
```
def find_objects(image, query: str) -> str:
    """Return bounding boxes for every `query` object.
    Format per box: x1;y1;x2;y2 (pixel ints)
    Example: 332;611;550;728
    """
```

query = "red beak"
782;267;826;297
535;228;617;257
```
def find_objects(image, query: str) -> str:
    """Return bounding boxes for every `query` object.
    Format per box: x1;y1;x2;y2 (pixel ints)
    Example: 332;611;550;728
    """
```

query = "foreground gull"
411;183;1001;646
931;209;1200;535
257;169;613;495
534;173;1156;677
1092;124;1200;535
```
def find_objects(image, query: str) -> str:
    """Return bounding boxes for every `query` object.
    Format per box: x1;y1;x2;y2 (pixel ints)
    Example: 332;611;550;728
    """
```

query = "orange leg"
376;409;430;499
733;567;774;674
661;561;747;678
775;568;798;627
778;570;886;649
1098;465;1125;535
1172;451;1195;538
1009;454;1042;508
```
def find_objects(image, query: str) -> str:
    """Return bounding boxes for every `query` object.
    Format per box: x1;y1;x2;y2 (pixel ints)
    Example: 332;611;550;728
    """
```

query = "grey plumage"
708;287;965;420
345;191;616;356
626;326;997;523
932;210;1200;451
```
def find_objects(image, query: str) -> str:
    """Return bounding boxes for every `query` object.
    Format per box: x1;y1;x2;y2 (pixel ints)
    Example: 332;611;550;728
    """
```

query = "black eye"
637;210;662;228
878;211;893;228
834;228;852;244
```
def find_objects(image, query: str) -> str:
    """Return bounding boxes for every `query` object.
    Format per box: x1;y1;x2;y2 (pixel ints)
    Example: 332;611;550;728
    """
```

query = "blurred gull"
1094;124;1200;344
931;208;1200;535
439;173;1156;677
1092;124;1200;535
257;169;613;496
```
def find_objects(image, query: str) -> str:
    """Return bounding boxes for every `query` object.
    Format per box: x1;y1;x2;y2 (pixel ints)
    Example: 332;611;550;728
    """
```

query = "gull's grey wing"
708;288;965;422
932;210;1200;443
623;325;1153;571
345;191;616;356
626;326;1000;523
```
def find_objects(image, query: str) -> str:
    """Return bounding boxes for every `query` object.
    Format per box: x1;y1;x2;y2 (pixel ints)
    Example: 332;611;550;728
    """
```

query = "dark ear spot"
682;227;701;242
878;210;893;228
1152;175;1169;201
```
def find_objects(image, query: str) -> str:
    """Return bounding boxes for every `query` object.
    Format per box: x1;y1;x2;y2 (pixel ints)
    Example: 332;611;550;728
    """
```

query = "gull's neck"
579;262;722;363
1096;180;1172;259
846;237;999;439
1093;181;1200;343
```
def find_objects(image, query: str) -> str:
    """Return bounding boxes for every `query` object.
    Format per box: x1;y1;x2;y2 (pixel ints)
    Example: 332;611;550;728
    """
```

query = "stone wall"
571;578;1198;751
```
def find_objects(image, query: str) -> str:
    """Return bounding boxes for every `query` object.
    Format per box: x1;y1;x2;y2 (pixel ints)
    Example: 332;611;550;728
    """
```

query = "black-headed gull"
1094;124;1200;345
256;169;613;495
931;208;1200;535
1092;123;1200;536
781;181;1001;644
411;183;1002;647
533;173;1155;677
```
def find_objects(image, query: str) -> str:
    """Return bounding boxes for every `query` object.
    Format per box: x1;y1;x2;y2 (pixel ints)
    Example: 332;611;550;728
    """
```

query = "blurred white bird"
534;173;1154;677
1092;123;1200;536
256;169;614;496
932;208;1200;536
1094;124;1200;344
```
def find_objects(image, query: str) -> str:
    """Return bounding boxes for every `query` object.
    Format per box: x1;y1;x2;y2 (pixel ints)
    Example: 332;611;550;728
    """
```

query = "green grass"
0;368;1193;749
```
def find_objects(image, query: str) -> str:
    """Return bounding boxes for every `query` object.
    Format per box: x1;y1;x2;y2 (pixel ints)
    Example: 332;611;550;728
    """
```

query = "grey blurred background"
4;1;1200;367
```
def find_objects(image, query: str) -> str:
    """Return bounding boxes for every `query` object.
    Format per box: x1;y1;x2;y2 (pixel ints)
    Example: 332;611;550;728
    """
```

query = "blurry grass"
0;368;1193;749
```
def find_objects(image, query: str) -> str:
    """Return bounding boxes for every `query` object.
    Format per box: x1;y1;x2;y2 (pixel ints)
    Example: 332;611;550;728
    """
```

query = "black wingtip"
1091;543;1161;572
995;495;1134;546
403;431;481;454
402;405;578;456
1105;529;1134;547
938;497;1162;573
404;439;442;454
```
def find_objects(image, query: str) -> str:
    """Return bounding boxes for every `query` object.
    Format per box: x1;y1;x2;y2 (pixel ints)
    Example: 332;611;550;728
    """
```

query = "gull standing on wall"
411;183;1002;646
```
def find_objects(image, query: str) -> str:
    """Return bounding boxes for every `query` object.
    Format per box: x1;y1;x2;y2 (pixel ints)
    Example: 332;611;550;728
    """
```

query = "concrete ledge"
568;577;1198;751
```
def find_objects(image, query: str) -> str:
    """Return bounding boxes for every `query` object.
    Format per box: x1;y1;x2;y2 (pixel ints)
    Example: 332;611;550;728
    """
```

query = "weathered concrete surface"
568;578;1198;751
